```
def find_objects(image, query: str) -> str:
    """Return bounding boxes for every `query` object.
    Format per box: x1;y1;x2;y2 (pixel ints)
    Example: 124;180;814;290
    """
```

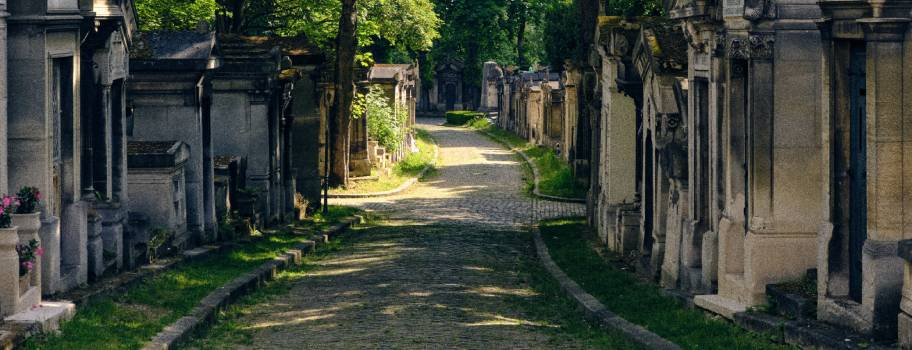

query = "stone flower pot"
11;212;41;243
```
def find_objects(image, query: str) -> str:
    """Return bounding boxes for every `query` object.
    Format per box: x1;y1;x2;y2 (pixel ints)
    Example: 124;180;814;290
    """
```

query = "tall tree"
331;0;358;187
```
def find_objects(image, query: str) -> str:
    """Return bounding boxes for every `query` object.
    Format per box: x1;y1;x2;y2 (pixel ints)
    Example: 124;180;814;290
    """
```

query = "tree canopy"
135;0;441;55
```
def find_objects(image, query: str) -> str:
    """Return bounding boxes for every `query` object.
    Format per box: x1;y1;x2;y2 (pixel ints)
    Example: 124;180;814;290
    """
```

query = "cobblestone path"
332;118;586;227
199;119;597;349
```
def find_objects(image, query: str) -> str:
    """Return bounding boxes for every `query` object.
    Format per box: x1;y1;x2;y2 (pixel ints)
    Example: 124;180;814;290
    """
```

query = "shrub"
360;85;408;151
446;111;484;125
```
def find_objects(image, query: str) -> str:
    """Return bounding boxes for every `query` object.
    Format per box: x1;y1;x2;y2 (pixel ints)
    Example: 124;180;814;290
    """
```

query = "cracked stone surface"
202;119;593;349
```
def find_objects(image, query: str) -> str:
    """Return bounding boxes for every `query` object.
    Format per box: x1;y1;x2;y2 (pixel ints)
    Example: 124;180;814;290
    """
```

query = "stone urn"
12;212;41;242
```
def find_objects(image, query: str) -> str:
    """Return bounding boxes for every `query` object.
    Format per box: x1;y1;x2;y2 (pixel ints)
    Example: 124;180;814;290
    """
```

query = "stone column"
0;1;7;194
101;85;113;196
859;17;909;339
0;227;19;317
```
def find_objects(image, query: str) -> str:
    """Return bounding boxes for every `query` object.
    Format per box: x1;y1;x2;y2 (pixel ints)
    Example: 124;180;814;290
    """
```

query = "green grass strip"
467;118;586;198
539;218;794;350
25;206;359;350
331;128;437;195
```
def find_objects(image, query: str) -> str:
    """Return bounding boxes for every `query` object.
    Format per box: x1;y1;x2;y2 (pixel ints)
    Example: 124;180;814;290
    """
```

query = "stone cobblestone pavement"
332;118;586;227
204;119;593;349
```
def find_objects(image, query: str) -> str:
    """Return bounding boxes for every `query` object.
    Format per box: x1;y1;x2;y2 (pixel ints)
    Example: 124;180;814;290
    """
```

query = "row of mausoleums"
487;0;912;345
0;0;418;329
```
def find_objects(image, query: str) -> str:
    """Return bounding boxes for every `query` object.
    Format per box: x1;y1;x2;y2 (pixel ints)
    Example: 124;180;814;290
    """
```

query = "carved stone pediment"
727;36;750;60
725;33;774;60
748;33;774;60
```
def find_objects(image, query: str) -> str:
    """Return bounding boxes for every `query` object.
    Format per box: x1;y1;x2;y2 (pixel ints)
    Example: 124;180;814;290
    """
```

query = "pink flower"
3;197;11;207
35;192;41;200
35;247;44;257
25;261;33;270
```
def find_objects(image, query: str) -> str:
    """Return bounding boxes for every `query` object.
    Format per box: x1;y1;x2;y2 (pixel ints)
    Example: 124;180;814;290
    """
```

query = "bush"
359;85;408;152
446;111;484;125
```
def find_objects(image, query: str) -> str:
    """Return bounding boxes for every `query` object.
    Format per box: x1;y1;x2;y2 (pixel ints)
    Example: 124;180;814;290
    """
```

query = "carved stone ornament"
713;31;727;57
612;33;630;57
727;37;750;60
748;33;774;60
744;0;777;21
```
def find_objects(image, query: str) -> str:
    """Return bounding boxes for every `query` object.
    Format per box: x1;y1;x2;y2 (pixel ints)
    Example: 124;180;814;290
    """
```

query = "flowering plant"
16;239;42;277
0;195;18;228
15;186;40;214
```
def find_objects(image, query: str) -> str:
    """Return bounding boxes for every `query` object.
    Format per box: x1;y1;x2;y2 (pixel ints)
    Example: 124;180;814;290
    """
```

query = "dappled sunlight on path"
332;118;585;227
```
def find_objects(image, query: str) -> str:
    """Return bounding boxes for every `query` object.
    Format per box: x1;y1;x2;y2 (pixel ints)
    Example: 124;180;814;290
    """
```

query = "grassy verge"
508;238;646;349
181;239;346;349
539;218;794;350
467;118;586;198
24;206;360;350
330;129;437;195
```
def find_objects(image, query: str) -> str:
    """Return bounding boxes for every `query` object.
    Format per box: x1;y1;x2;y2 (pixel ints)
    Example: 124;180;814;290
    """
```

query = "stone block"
899;312;912;349
701;231;718;290
86;215;104;281
694;294;746;319
4;301;76;333
38;217;60;295
59;203;88;292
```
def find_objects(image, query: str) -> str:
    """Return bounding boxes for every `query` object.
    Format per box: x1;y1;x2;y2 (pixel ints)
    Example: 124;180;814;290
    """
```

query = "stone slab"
693;294;746;319
4;301;76;333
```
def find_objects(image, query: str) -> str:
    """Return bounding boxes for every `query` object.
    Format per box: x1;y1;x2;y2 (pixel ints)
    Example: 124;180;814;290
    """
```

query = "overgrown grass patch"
445;110;484;125
330;128;437;195
539;218;794;350
24;209;360;350
468;118;586;198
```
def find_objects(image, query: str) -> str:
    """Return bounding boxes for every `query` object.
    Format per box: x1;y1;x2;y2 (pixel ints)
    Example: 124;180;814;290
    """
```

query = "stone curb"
531;227;681;350
140;216;361;350
327;143;439;199
478;130;586;204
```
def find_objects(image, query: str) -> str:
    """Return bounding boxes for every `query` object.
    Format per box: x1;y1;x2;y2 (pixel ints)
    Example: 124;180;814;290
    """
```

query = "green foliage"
135;0;441;60
445;110;483;125
542;0;578;69
148;228;174;264
605;0;665;16
467;120;585;198
363;86;408;152
135;0;218;31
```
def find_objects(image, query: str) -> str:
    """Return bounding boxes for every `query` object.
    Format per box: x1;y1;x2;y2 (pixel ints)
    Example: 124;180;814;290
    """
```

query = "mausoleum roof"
132;31;217;60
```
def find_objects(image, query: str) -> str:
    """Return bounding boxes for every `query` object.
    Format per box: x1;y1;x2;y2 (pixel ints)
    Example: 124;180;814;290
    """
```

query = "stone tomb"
126;141;190;264
128;30;220;247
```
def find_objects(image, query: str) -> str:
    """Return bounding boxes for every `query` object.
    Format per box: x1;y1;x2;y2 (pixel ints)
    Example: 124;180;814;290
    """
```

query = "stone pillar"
101;85;113;196
0;2;7;194
0;227;19;317
858;18;909;339
86;213;103;281
39;217;59;295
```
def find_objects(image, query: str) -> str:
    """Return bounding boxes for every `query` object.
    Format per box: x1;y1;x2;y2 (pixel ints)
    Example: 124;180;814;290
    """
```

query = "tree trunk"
330;0;358;187
516;3;527;70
